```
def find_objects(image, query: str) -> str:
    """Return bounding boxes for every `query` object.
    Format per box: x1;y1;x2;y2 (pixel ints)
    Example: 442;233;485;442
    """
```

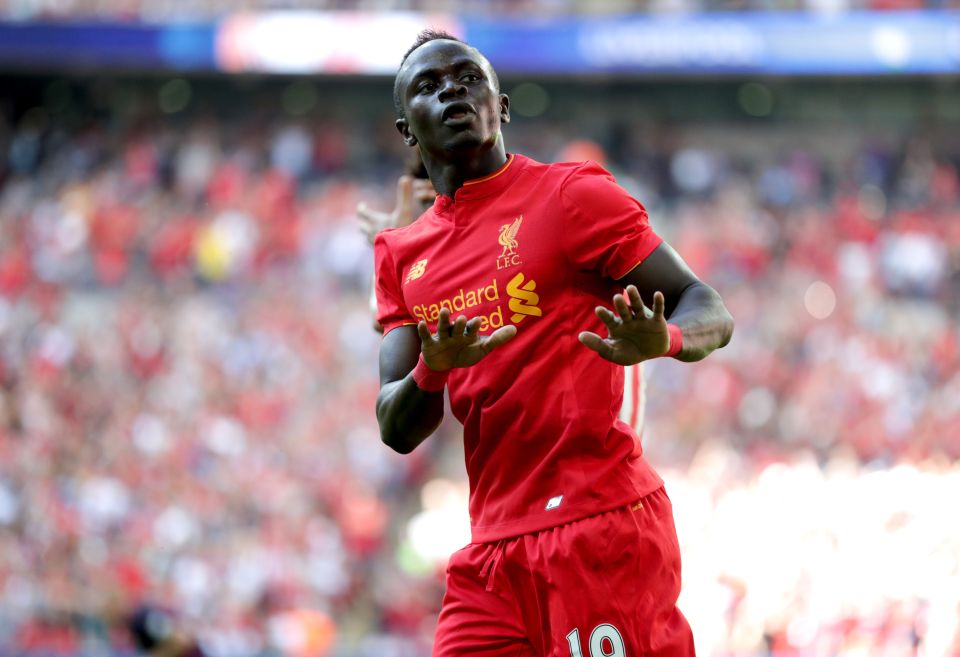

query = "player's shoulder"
550;161;620;209
520;155;615;186
374;208;440;250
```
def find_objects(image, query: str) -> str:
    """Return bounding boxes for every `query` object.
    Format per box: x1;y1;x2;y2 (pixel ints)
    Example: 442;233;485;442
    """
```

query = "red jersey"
375;154;664;542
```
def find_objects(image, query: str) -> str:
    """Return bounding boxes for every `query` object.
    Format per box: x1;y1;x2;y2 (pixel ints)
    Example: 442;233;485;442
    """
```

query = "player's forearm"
667;282;734;362
376;377;445;454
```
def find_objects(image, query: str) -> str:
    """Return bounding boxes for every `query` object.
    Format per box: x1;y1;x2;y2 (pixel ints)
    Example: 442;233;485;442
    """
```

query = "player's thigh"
434;543;537;657
527;489;694;657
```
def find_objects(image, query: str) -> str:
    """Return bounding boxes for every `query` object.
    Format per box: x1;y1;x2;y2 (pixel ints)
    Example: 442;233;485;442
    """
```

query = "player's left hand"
578;286;670;365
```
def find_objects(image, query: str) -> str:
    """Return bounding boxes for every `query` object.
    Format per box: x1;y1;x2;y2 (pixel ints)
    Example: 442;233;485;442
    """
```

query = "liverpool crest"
497;216;523;270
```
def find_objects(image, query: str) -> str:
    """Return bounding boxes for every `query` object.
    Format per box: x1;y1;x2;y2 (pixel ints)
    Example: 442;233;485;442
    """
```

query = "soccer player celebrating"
374;30;734;657
357;164;647;436
360;156;650;436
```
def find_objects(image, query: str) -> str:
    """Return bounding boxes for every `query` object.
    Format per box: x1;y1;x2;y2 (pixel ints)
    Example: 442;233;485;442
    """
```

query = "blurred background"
0;2;959;656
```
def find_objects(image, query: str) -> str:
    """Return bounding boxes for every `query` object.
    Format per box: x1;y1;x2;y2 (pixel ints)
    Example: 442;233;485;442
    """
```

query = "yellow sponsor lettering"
484;279;500;302
411;277;522;333
477;306;503;333
412;284;495;324
452;288;466;312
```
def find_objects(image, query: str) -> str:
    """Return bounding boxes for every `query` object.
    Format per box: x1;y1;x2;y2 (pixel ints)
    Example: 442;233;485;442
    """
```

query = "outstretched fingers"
465;317;482;338
578;331;614;360
420;313;501;341
651;290;665;320
436;307;452;336
595;305;619;331
451;314;468;338
418;314;516;368
625;286;642;315
481;325;518;353
625;285;654;319
417;321;433;343
613;293;633;322
600;286;656;329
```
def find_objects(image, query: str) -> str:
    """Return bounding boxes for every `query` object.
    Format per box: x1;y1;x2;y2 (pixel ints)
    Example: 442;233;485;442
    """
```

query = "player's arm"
377;309;516;454
620;242;733;362
377;325;443;454
579;242;733;364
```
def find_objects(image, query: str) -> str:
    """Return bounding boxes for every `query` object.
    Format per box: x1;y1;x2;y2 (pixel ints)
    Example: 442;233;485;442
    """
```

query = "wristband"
663;324;683;358
412;353;449;392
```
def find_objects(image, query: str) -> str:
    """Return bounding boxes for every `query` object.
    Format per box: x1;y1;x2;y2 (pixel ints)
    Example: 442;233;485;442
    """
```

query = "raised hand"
578;286;671;365
358;175;435;244
418;308;517;372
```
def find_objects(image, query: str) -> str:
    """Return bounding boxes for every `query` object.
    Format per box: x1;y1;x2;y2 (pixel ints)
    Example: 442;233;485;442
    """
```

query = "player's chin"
440;131;487;152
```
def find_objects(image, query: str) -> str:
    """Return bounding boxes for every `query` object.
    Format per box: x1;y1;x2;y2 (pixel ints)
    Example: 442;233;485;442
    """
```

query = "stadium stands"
1;0;956;21
0;72;957;656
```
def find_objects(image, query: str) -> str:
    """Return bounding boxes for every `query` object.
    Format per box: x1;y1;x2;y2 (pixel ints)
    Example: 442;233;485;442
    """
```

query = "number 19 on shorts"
566;623;626;657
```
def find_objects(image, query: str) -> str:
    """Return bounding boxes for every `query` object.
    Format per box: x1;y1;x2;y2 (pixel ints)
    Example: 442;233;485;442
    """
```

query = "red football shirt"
375;154;664;542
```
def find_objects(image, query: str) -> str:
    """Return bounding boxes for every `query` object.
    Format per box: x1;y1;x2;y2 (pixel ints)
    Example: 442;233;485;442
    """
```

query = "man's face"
395;40;509;157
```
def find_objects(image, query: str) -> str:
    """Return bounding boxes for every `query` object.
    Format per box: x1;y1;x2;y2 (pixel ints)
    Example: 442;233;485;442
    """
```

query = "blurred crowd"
0;78;958;656
0;0;956;22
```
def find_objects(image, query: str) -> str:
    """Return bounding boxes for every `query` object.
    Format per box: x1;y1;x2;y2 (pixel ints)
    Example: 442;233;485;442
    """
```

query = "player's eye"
417;82;436;94
460;73;481;83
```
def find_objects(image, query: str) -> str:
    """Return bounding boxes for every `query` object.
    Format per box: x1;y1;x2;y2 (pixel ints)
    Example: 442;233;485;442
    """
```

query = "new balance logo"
405;259;428;284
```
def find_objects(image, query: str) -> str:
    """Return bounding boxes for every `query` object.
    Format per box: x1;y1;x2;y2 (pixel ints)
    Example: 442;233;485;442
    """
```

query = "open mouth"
442;103;476;122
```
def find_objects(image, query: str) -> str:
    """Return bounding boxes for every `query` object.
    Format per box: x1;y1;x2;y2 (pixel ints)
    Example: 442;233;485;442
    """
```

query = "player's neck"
423;142;508;198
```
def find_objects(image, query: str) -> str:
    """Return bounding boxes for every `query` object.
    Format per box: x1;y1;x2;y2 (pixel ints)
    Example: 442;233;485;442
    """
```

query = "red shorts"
433;487;694;657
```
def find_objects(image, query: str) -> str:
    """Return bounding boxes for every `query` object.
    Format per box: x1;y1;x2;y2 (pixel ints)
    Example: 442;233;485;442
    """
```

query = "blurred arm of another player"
359;165;435;332
579;243;734;364
377;311;516;454
357;175;435;244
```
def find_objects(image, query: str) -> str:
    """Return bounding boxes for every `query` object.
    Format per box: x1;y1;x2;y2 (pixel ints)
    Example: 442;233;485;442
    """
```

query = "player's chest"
399;206;565;333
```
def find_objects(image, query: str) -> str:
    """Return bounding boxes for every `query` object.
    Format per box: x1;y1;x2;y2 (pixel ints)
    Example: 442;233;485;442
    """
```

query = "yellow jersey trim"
463;154;515;187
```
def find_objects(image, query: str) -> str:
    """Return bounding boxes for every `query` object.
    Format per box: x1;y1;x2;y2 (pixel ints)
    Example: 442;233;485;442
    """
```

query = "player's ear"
499;93;510;125
396;118;418;147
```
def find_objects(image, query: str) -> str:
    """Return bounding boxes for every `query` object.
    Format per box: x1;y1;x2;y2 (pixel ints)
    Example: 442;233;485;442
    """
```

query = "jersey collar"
462;153;516;189
434;153;524;213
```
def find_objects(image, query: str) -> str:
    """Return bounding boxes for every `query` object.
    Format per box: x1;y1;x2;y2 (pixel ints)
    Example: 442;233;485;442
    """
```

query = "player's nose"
437;78;467;102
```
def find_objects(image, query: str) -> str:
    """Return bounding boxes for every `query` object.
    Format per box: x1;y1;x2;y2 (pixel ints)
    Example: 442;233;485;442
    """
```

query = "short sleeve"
374;233;417;335
559;162;663;280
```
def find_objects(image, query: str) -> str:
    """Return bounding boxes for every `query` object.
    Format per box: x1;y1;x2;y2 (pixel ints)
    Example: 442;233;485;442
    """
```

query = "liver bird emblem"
498;216;523;257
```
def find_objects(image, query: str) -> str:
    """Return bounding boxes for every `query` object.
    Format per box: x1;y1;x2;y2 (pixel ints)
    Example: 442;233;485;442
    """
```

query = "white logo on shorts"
545;495;563;511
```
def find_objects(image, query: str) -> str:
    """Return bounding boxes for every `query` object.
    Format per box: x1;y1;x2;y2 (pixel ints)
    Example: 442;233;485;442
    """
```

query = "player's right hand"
417;307;517;372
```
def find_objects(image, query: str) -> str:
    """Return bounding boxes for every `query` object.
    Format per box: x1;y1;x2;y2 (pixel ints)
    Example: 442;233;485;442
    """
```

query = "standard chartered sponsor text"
412;279;504;332
412;273;543;332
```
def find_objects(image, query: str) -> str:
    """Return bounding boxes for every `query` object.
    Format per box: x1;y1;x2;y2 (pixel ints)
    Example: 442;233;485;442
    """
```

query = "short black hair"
393;29;499;119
